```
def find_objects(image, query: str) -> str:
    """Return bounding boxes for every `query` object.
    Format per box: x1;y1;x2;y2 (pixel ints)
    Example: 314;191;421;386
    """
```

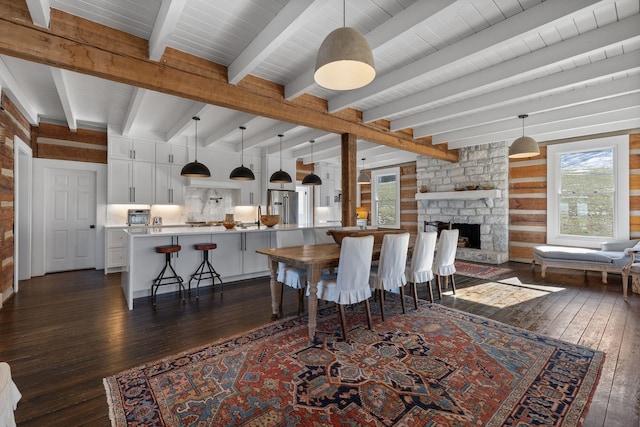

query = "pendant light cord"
278;134;284;170
343;0;345;27
193;116;200;161
240;126;245;165
519;114;528;137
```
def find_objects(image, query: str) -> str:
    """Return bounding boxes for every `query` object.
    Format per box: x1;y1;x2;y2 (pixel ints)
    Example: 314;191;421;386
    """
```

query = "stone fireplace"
416;142;509;264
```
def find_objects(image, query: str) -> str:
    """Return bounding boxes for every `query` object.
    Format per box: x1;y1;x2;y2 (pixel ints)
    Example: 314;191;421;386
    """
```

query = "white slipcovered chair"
311;235;375;339
434;228;459;298
275;230;307;314
406;231;438;307
369;232;410;321
0;362;21;427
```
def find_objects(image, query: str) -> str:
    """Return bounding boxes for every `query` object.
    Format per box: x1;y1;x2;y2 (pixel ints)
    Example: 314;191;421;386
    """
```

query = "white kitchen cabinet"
238;161;262;206
155;163;186;204
108;136;156;204
242;231;271;274
155;143;187;204
315;163;339;207
109;137;156;162
105;228;128;274
156;143;188;165
108;158;155;204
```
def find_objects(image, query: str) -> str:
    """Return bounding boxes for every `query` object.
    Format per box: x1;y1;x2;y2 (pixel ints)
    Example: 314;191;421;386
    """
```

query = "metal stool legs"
189;246;223;298
152;248;185;305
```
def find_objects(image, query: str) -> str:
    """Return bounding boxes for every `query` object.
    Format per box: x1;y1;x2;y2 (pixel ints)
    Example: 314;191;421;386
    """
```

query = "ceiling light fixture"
357;157;370;184
508;114;540;159
314;0;375;91
229;126;255;181
269;134;292;184
302;140;322;186
181;116;211;178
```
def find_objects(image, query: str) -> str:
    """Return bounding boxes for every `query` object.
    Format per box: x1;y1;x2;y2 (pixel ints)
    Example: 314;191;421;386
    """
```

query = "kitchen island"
121;225;326;309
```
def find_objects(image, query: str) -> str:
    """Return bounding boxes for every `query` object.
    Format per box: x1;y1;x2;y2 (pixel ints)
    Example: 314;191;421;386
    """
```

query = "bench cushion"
533;246;614;263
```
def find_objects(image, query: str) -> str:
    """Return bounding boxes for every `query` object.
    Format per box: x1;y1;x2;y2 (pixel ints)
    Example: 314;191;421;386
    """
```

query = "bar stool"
189;243;223;298
152;244;185;305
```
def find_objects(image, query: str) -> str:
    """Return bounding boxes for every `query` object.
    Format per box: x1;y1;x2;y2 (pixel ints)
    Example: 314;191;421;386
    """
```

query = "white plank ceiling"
1;0;638;169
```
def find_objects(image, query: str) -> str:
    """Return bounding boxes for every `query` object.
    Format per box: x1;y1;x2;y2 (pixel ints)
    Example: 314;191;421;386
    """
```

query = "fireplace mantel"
414;189;501;200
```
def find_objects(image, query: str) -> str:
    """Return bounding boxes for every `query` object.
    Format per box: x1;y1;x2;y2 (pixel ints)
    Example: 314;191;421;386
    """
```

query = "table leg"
268;258;281;320
307;265;320;341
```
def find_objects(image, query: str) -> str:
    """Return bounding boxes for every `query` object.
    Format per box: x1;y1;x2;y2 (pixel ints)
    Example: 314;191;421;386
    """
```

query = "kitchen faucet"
256;205;261;229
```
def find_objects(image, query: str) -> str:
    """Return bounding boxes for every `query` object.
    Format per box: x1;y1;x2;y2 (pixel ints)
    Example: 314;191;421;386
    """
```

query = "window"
547;136;628;248
371;167;400;229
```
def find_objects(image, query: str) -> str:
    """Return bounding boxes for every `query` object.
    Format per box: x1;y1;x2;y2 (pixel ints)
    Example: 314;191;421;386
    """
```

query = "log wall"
359;161;417;235
509;134;640;262
0;94;31;305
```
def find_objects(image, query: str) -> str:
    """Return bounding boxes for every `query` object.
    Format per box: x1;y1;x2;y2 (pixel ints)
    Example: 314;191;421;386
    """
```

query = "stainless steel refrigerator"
267;189;298;225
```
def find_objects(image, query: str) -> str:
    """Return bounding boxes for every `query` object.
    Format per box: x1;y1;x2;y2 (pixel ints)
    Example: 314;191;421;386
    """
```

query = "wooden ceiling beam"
0;0;458;163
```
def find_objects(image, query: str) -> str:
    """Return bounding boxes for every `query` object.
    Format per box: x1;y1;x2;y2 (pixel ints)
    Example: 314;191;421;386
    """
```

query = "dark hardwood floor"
0;262;638;426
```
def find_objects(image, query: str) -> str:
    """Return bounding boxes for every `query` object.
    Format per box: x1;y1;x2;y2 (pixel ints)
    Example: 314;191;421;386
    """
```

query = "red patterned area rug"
455;260;514;280
104;298;603;426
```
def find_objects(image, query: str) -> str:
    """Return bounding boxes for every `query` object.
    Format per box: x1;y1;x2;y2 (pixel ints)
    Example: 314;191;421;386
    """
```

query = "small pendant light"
229;126;255;181
181;116;211;178
302;140;322;186
269;134;292;184
314;0;375;91
357;157;370;184
508;114;540;158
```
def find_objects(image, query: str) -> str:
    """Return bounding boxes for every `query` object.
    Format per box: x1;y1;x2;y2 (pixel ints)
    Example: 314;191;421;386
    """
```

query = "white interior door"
46;169;96;273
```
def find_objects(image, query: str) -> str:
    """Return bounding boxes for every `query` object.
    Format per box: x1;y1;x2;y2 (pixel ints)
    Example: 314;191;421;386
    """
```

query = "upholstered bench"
532;240;639;300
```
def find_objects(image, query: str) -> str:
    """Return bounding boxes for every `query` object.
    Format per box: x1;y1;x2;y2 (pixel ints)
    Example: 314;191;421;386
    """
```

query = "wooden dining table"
256;242;395;340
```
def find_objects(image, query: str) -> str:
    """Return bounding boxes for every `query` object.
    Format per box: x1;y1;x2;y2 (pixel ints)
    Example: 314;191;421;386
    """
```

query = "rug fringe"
103;377;117;427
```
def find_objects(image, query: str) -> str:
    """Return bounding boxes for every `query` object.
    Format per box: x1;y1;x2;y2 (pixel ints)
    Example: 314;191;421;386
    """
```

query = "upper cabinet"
155;143;188;166
155;143;187;204
108;136;155;204
315;163;340;207
109;137;156;162
108;158;155;204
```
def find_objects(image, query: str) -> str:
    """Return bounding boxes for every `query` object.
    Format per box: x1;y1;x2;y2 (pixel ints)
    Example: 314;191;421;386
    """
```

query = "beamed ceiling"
0;0;639;169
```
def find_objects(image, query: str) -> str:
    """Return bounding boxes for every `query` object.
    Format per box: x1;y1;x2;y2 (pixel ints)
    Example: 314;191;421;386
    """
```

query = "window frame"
371;167;401;229
546;136;629;248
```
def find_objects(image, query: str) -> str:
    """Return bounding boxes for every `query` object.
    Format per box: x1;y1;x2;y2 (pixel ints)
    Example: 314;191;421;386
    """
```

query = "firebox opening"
424;221;481;249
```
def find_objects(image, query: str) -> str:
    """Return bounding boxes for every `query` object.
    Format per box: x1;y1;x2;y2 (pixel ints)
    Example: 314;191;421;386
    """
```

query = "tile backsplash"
183;187;239;222
106;187;241;225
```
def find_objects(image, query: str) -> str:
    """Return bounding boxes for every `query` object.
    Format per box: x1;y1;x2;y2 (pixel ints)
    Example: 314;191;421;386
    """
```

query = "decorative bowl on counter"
260;214;280;227
222;221;236;230
326;228;407;245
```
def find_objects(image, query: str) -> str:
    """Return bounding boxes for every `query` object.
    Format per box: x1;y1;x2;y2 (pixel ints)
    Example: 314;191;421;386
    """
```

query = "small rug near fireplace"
104;297;603;426
455;260;514;280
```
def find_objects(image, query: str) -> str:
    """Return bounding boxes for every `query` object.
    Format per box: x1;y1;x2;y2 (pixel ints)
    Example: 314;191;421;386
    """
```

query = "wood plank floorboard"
0;262;638;426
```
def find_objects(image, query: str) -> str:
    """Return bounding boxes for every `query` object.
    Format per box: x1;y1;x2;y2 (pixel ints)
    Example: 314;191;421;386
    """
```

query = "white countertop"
122;223;327;237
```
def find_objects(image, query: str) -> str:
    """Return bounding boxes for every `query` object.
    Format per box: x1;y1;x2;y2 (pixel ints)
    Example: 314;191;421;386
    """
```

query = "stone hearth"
416;142;509;264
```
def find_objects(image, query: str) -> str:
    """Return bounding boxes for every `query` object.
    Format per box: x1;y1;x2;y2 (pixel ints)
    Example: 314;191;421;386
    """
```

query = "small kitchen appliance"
127;209;151;226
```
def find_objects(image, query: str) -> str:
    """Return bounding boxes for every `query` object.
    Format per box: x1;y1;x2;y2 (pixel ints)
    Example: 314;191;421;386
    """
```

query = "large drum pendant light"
181;116;211;178
269;134;292;184
229;126;255;181
508;114;540;158
357;157;370;184
314;0;375;91
302;140;322;186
